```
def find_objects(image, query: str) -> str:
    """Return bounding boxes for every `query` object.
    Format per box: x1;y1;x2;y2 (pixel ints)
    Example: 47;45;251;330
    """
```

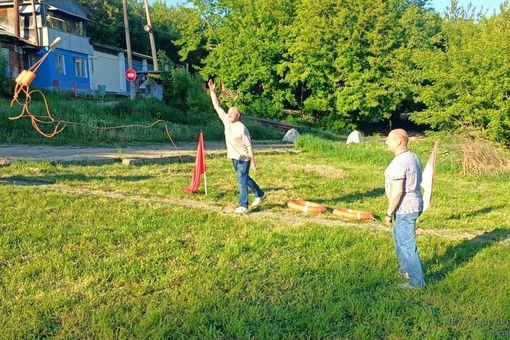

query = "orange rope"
9;86;184;163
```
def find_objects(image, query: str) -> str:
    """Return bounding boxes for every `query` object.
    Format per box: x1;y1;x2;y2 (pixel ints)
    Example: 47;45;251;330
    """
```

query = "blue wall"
31;48;90;90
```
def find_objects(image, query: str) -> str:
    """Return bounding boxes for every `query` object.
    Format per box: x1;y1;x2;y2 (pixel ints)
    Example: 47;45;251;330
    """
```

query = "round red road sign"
125;68;137;81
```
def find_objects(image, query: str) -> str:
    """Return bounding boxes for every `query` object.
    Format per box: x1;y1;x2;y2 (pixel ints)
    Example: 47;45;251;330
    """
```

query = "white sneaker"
234;206;249;214
251;193;267;207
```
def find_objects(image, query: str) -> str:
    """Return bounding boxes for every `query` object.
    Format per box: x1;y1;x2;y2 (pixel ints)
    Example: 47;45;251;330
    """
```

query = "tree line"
78;0;510;143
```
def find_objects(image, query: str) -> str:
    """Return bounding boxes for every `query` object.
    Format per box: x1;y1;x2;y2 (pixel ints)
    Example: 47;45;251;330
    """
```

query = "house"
0;0;92;91
90;42;156;96
0;0;156;97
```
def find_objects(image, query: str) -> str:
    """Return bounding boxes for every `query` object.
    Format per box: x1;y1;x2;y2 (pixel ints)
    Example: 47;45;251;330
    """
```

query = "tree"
172;0;442;132
190;0;296;118
77;0;125;47
79;0;185;61
410;3;510;144
0;45;12;97
279;0;441;131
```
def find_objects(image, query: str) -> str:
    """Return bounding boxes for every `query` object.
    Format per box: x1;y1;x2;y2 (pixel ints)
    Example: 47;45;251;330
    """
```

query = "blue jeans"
393;212;425;287
232;159;264;208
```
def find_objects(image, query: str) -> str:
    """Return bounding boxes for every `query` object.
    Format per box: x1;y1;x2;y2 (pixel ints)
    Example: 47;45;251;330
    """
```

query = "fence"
52;80;105;101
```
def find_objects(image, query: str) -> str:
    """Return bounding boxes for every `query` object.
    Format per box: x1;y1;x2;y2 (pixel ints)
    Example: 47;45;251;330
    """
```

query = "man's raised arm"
208;79;224;116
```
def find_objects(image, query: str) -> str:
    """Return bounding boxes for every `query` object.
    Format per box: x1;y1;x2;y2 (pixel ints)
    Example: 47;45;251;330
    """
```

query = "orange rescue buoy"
333;208;373;220
287;200;327;214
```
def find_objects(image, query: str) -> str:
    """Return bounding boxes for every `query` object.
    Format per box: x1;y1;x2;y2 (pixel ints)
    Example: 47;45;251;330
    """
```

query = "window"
47;16;70;32
63;20;71;33
74;58;86;78
74;22;84;36
47;17;60;30
55;54;65;75
27;53;37;68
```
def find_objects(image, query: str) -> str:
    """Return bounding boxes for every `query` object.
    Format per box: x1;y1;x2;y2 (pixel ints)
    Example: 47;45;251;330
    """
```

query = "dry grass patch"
458;135;510;176
288;163;347;179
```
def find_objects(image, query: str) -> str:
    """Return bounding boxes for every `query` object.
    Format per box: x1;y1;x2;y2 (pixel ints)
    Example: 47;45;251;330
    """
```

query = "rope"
9;83;184;163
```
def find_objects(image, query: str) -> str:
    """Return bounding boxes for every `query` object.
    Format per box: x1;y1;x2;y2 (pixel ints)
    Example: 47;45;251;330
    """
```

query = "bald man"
208;79;266;214
384;128;425;288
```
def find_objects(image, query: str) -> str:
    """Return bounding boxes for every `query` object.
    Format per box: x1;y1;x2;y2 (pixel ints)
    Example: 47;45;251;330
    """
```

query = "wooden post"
143;0;158;71
13;0;20;37
30;0;39;46
122;0;135;100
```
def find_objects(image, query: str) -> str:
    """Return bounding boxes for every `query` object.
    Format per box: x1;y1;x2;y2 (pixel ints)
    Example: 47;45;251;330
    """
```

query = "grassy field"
1;134;509;339
1;93;284;146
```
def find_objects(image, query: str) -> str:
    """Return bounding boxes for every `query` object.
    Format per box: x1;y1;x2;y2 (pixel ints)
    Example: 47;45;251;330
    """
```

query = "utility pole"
143;0;159;71
13;0;20;38
122;0;135;99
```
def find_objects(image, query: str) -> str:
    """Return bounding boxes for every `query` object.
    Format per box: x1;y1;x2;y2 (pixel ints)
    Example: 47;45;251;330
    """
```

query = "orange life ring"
287;200;327;214
333;208;373;220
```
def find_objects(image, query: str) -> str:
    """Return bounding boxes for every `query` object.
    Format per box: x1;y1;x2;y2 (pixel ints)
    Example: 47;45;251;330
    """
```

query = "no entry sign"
125;68;137;82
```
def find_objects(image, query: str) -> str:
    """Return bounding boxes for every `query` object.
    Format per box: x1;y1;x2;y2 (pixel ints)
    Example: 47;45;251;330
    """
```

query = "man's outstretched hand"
208;79;215;91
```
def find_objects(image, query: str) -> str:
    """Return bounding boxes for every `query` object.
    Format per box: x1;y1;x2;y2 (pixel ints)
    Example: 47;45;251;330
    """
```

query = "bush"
240;96;283;120
0;46;13;98
244;121;285;141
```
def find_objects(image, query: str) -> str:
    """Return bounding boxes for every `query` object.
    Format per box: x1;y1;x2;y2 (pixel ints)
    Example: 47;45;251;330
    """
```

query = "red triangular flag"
182;132;206;193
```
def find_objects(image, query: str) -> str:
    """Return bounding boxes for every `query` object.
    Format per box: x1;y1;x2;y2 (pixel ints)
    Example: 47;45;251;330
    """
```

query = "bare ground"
0;142;295;165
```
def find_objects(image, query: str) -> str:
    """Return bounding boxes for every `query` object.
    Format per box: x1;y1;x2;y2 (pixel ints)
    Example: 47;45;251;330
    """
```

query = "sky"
152;0;504;14
430;0;503;14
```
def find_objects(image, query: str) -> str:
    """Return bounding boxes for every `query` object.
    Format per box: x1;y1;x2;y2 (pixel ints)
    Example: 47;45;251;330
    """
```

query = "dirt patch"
0;143;295;165
288;163;347;179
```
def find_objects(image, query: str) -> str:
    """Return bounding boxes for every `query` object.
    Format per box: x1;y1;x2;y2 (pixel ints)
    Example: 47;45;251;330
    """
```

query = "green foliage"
171;68;194;111
316;113;356;135
240;96;283;120
185;75;211;114
0;91;283;145
76;0;186;67
410;5;510;144
109;99;134;116
75;0;510;145
177;0;446;131
0;45;13;97
197;0;296;120
158;56;210;113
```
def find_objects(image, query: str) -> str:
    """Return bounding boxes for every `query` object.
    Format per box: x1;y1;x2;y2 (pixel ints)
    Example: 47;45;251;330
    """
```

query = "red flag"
182;132;207;193
421;140;439;211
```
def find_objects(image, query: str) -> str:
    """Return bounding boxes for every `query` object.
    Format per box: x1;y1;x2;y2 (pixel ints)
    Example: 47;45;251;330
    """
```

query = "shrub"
0;45;13;98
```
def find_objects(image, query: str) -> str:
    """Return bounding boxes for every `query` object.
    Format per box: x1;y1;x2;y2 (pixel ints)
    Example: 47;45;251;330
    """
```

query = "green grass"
1;95;284;146
1;136;509;338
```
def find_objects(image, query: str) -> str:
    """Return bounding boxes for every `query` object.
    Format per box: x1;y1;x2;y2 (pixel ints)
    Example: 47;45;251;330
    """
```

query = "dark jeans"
232;159;264;208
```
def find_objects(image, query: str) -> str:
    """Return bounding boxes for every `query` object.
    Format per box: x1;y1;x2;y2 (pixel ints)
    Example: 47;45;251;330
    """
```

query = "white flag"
421;141;439;211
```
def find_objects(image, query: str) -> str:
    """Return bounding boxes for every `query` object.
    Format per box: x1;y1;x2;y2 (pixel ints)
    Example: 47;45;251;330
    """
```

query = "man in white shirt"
208;79;267;213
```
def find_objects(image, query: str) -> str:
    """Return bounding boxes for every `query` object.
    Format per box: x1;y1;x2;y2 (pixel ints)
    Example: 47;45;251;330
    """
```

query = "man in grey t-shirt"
384;128;425;288
208;79;266;214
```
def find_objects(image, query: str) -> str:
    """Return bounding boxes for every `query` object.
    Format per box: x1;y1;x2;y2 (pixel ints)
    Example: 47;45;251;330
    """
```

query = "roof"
0;27;38;47
91;41;153;61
